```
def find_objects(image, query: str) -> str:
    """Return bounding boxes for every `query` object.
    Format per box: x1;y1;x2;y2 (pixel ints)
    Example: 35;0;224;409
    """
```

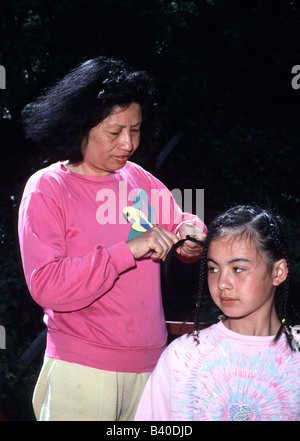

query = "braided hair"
193;204;296;350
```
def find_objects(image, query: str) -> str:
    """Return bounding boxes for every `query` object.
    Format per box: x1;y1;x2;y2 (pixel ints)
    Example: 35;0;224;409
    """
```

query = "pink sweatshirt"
135;321;300;420
18;161;206;373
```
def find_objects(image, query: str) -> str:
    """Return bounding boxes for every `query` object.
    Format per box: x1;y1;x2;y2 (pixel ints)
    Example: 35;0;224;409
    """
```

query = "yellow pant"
33;355;151;421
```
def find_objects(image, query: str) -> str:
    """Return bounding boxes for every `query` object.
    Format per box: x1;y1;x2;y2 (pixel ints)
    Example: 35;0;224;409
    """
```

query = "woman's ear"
272;259;288;286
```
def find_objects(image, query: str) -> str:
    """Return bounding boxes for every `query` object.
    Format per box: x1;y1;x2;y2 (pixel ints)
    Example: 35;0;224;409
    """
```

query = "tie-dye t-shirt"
135;321;300;421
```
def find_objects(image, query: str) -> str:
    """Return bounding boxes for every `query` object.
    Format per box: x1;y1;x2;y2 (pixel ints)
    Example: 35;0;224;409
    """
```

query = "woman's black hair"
193;204;297;350
23;56;159;162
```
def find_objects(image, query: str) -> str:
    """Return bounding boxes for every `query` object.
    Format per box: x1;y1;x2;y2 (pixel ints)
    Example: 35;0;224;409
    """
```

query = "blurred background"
0;0;299;420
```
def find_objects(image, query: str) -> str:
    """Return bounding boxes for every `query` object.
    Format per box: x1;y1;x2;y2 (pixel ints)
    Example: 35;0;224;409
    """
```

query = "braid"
193;241;209;341
192;212;235;342
268;220;289;321
268;219;295;349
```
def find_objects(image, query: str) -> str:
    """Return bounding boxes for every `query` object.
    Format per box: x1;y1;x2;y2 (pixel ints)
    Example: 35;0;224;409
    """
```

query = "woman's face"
80;102;142;176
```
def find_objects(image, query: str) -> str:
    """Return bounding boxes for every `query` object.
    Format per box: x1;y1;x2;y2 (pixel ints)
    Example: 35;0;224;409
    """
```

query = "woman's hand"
127;226;179;261
175;224;206;261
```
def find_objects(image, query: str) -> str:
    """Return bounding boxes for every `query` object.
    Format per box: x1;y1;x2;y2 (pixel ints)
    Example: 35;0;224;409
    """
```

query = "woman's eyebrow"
107;120;142;128
131;120;142;126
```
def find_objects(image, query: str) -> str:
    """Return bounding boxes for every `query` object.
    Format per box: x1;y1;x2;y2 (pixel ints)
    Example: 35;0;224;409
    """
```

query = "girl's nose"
217;270;233;291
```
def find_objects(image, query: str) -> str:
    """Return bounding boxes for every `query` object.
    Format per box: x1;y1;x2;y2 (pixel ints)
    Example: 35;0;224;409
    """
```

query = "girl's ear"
272;259;288;286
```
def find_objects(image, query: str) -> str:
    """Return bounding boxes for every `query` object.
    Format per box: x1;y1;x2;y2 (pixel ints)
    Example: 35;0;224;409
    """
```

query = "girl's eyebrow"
207;257;252;265
207;257;218;265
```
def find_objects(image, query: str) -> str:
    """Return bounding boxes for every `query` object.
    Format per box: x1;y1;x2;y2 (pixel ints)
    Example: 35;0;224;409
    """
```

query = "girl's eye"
234;267;244;273
208;266;218;273
110;132;120;136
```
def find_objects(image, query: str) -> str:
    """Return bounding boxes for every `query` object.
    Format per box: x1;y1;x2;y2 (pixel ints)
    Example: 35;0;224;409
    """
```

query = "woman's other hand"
127;226;179;261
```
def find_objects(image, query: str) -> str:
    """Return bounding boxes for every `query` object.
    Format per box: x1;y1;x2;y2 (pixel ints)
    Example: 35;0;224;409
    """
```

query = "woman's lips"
114;155;131;164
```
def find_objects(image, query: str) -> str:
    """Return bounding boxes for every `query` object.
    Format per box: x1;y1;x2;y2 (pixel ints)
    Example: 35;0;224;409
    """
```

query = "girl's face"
207;234;287;330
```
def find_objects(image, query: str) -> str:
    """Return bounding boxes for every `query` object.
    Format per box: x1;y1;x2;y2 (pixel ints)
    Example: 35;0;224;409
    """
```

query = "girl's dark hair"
23;56;159;163
194;204;295;349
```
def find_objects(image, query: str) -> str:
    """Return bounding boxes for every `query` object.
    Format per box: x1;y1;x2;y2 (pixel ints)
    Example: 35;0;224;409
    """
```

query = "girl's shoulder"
167;320;300;358
166;322;300;378
167;323;219;358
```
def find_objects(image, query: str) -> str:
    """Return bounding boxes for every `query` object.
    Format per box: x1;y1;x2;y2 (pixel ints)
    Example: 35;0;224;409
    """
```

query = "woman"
18;56;206;421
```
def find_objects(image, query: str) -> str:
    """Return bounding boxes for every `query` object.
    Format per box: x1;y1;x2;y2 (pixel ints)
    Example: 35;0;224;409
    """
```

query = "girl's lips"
220;297;237;306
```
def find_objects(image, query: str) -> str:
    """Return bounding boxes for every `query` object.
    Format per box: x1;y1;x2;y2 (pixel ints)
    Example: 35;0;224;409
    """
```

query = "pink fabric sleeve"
18;192;136;312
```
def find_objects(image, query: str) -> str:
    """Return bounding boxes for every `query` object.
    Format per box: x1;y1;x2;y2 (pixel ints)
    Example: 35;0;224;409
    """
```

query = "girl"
135;205;300;421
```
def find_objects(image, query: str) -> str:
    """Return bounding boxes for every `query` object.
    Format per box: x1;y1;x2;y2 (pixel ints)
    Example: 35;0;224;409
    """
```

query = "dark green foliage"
0;186;44;420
